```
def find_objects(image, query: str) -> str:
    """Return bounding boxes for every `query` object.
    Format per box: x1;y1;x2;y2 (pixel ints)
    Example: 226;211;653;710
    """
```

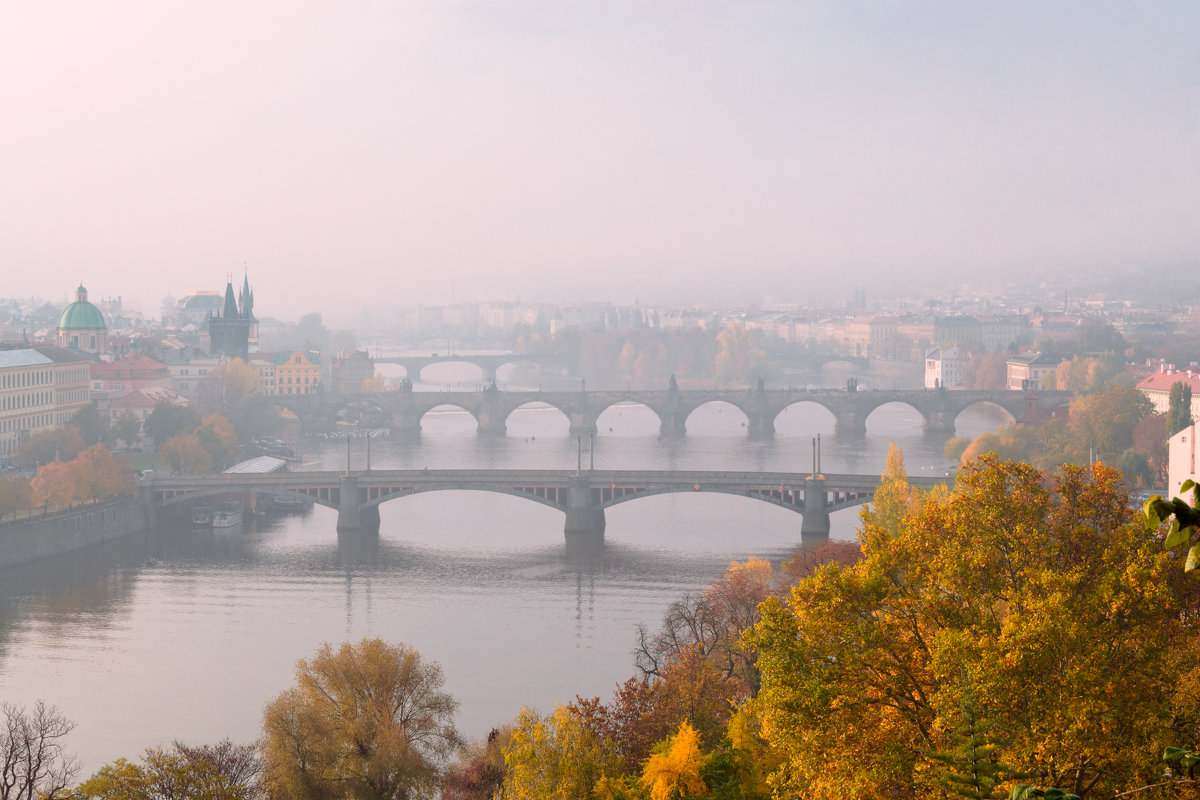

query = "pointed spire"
222;279;238;319
239;268;255;320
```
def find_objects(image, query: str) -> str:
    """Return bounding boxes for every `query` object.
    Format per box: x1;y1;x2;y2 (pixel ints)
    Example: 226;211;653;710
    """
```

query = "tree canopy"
262;638;460;800
750;456;1189;799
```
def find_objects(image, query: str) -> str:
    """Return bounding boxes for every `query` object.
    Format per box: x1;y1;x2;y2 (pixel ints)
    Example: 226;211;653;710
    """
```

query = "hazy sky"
3;2;1198;322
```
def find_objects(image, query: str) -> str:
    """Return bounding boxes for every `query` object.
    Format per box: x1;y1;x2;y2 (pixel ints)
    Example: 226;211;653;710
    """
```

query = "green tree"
0;474;31;517
262;638;460;800
72;401;109;446
114;411;143;450
1167;381;1193;436
17;426;86;467
144;401;200;447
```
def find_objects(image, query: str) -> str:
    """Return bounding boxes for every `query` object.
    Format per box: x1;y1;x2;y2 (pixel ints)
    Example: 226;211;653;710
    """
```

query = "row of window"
0;368;89;390
1;413;53;433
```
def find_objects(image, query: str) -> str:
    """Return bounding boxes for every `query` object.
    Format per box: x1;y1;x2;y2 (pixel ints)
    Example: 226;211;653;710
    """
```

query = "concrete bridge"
144;468;950;543
278;386;1071;438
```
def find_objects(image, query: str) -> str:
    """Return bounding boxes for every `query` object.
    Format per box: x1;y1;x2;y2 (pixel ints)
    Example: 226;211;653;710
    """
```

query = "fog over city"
3;1;1199;321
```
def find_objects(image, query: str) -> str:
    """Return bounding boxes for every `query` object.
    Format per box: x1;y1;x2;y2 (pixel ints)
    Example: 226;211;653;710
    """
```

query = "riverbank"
0;496;154;571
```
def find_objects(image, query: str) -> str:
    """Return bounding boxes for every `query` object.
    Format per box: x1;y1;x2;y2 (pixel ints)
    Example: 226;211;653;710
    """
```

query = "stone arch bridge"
144;469;952;542
370;352;868;383
278;387;1069;438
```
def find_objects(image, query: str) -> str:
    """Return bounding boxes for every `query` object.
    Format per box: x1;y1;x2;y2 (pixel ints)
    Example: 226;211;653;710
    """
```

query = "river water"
0;364;1009;773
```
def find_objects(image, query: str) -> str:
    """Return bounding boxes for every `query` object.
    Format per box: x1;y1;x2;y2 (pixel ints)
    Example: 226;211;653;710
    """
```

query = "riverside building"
0;346;91;459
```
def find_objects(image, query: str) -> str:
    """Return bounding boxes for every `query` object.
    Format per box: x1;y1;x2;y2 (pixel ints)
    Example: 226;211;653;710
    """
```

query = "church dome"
58;284;107;331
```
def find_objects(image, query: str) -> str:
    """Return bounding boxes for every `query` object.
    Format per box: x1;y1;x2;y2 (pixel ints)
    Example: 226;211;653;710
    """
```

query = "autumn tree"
961;352;1007;390
74;739;263;800
442;729;510;800
160;434;213;474
32;461;78;510
641;722;706;800
0;701;78;800
363;374;386;392
196;415;239;469
500;706;617;800
750;456;1186;799
197;358;259;414
71;445;135;500
714;324;769;385
262;638;460;800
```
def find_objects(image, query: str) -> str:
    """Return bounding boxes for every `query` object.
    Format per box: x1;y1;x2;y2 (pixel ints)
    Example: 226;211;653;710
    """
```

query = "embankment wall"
0;495;154;571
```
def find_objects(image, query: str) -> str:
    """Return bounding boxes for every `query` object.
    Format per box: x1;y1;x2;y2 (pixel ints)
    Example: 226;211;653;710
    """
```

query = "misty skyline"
3;2;1198;321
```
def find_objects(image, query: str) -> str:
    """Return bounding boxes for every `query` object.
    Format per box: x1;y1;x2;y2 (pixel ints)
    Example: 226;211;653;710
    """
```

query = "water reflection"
0;374;1010;772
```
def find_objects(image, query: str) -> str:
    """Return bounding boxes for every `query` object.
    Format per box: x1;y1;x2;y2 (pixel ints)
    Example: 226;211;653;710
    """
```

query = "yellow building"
0;346;92;459
274;351;320;395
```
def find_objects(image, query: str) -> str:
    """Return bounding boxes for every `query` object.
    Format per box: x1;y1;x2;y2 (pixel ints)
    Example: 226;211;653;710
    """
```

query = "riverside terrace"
275;386;1072;438
143;468;953;541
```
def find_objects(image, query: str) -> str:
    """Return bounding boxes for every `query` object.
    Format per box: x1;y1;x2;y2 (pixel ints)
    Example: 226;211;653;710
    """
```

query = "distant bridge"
143;468;951;541
370;352;869;383
277;386;1071;438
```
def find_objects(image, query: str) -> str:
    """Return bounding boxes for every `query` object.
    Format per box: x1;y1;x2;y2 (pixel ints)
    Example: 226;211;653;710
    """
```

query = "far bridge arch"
682;400;753;435
861;399;928;432
418;403;481;434
503;401;572;436
595;400;662;436
771;399;839;436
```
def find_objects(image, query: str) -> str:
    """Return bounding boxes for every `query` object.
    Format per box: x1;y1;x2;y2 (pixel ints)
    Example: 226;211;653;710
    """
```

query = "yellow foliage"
641;722;708;800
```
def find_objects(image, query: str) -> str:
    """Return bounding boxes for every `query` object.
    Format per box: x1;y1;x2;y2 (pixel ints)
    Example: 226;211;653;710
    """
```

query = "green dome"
58;285;106;331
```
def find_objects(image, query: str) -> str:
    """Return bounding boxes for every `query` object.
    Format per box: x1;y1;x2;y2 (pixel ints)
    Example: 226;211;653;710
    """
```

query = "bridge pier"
337;526;380;565
746;412;775;439
834;410;867;436
801;476;830;543
336;476;381;532
564;477;605;537
658;413;687;440
476;413;507;436
567;411;598;437
923;410;956;434
390;410;421;442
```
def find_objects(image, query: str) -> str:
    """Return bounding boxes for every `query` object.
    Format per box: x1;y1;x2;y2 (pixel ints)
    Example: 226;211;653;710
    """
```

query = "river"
0;364;1009;773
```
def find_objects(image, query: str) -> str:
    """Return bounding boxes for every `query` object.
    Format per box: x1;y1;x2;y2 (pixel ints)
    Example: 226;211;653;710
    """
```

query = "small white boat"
212;503;244;528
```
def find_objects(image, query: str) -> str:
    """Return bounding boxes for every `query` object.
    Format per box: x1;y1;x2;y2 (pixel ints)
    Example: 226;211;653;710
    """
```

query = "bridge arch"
419;404;480;434
952;400;1018;434
682;400;752;435
861;399;927;432
361;485;568;513
772;400;839;435
415;360;492;387
595;401;662;436
504;401;571;437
